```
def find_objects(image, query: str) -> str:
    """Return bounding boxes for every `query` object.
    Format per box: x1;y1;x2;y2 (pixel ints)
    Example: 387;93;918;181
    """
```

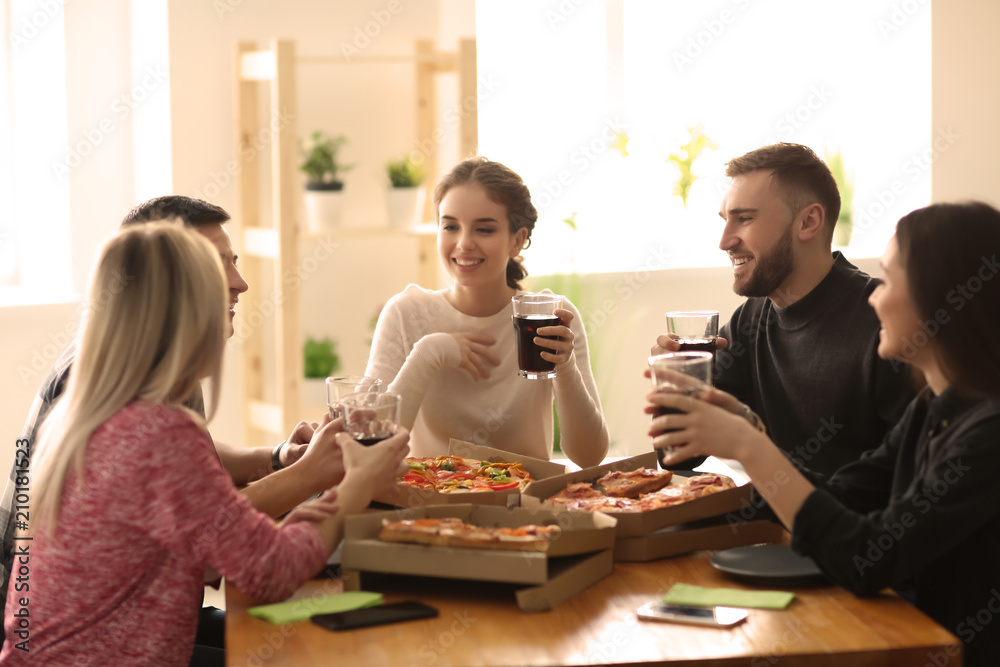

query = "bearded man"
653;143;915;477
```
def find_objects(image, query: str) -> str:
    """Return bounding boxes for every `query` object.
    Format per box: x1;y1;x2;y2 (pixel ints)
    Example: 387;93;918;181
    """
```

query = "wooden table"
225;550;962;666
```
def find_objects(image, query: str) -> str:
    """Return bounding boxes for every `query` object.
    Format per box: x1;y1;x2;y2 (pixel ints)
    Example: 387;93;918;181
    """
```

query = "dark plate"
710;544;828;586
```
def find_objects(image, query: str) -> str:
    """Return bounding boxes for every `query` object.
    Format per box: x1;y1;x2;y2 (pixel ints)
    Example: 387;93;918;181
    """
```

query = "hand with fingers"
293;414;347;487
535;308;577;368
336;428;411;500
279;417;323;467
451;330;502;380
646;389;767;466
651;334;730;357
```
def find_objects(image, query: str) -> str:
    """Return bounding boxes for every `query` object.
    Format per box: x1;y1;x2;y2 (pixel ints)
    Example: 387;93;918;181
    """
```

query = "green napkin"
248;591;384;624
662;583;795;610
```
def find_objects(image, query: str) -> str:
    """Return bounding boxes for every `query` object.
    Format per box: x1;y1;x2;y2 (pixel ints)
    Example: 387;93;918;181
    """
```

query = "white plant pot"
302;377;329;409
304;189;344;234
385;186;426;229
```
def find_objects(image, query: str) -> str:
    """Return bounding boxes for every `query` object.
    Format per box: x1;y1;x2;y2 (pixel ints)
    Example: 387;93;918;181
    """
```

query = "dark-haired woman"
649;201;1000;665
366;157;609;468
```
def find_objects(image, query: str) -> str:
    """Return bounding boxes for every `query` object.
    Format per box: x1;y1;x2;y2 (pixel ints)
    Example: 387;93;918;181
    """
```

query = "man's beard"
733;223;794;298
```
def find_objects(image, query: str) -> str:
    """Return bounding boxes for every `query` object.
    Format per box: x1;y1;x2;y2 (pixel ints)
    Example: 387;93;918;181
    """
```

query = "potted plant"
385;155;426;229
825;146;855;248
300;131;352;233
302;336;341;407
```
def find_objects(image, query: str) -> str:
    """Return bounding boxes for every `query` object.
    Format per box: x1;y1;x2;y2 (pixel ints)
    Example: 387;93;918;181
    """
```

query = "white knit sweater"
365;285;609;467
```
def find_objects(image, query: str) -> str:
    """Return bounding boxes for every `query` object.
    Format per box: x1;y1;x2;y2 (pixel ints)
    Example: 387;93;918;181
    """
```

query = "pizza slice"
595;468;674;498
379;518;561;552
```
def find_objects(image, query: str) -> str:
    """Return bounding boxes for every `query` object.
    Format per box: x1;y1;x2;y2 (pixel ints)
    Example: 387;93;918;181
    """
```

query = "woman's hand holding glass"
535;307;577;368
647;387;769;466
336;428;411;499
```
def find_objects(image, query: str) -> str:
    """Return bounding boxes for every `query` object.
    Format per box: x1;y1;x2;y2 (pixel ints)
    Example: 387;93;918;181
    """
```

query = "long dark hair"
433;157;537;290
895;201;1000;398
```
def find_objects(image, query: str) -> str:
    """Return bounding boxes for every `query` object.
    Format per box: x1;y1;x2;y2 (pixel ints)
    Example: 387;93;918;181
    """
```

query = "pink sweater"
0;402;328;666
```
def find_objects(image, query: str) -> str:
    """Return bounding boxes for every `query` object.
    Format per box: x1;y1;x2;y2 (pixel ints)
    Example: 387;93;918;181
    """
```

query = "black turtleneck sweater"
715;252;915;477
792;388;1000;667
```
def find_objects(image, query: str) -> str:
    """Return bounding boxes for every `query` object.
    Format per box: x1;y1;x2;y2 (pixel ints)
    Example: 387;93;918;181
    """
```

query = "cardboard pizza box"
521;452;753;538
376;440;567;509
612;515;786;562
341;504;616;611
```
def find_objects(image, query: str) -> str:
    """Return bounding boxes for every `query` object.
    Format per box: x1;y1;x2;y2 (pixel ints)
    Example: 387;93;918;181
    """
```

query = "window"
476;0;931;274
0;0;71;298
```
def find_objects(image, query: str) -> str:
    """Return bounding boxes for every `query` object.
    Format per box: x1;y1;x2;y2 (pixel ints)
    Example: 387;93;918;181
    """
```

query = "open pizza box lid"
375;440;567;509
341;504;615;612
521;452;753;538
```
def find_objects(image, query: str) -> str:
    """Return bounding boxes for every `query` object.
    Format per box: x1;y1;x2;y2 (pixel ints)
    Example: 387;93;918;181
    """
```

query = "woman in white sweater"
366;157;609;468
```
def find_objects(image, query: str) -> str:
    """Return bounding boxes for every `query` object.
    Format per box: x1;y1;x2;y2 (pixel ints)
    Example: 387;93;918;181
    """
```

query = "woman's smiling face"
437;183;526;290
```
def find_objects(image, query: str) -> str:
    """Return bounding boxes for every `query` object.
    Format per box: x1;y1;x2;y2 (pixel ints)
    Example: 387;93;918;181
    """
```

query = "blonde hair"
31;221;228;531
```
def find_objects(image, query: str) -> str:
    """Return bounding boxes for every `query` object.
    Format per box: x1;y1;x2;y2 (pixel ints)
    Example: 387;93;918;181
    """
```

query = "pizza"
595;468;674;497
378;517;561;552
398;456;533;494
548;471;736;513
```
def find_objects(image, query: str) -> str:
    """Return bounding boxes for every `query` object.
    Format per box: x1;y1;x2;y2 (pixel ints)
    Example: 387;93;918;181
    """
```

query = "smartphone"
636;602;748;627
311;601;439;631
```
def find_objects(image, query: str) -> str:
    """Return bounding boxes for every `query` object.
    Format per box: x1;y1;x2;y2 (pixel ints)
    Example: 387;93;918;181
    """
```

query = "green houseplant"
385;154;427;229
300;131;352;233
825;146;855;247
302;336;342;407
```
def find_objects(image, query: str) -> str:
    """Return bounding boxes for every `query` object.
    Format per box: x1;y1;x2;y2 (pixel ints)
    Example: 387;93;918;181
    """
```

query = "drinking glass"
511;293;562;380
340;391;402;446
326;375;383;420
664;310;719;355
648;351;713;471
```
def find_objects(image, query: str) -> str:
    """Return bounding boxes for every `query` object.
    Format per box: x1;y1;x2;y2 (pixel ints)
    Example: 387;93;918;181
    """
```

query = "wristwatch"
271;440;287;471
742;404;767;434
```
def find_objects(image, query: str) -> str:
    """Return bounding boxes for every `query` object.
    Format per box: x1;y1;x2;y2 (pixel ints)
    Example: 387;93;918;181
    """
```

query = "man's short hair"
120;196;230;229
725;143;841;231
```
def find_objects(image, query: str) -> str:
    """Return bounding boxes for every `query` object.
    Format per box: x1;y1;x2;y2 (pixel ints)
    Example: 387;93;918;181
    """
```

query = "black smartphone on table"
311;601;439;631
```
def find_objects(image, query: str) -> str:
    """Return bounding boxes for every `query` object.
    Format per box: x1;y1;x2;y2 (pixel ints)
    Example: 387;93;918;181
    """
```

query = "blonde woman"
0;222;408;666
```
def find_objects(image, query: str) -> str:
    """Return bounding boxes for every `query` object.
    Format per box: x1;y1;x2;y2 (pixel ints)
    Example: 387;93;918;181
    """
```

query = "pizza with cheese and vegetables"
548;471;736;513
398;456;533;493
378;517;561;552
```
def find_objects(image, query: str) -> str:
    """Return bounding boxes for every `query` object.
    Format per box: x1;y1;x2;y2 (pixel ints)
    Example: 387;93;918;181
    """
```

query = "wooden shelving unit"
233;38;477;445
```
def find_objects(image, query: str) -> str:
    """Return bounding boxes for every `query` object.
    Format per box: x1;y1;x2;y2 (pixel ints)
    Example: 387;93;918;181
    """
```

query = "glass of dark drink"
648;351;713;470
664;310;719;355
326;376;382;420
341;391;401;446
511;293;563;380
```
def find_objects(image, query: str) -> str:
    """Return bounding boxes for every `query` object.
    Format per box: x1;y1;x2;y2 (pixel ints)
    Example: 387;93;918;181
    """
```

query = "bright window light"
477;0;931;274
0;0;71;300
